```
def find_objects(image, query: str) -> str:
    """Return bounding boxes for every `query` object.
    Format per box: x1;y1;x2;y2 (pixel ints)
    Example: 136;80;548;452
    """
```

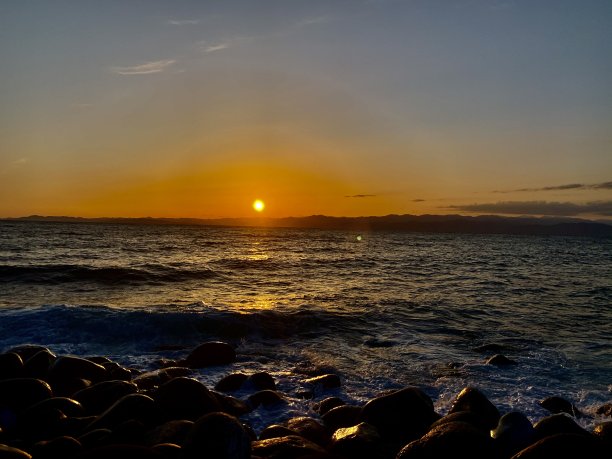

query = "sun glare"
253;199;265;212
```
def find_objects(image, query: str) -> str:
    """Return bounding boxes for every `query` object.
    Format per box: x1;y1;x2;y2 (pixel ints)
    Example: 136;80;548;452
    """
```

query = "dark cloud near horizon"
447;201;612;217
412;199;425;202
493;181;612;193
345;194;377;198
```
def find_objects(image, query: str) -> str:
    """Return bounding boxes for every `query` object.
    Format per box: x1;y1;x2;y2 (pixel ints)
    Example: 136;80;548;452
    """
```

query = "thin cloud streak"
494;181;612;193
203;43;230;53
345;194;377;198
168;19;200;26
447;201;612;217
111;59;176;75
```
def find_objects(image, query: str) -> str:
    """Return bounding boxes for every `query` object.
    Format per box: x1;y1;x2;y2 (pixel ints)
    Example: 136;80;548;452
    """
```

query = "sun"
252;199;265;212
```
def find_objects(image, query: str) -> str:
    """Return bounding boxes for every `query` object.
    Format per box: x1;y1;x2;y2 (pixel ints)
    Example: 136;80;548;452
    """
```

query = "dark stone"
73;380;138;415
286;417;330;447
430;411;490;432
246;372;276;391
101;362;132;382
259;425;298;441
77;428;113;448
360;387;438;445
152;442;182;457
511;433;602;458
76;444;162;459
330;422;382;459
213;393;252;416
132;367;192;391
49;356;108;383
0;353;23;380
397;421;497;459
86;393;158;431
107;419;147;445
539;396;582;417
322;405;362;431
251;435;329;459
154;377;221;421
596;403;612;417
15;406;66;443
86;356;113;365
50;377;91;397
486;354;518;366
31;435;82;459
53;415;98;438
183;342;236;368
214;373;248;392
593;421;612;445
0;378;53;413
248;390;286;409
313;397;345;415
0;444;31;458
533;413;589;440
182;412;251;459
23;349;56;379
6;345;51;362
24;396;84;418
145;420;194;446
448;387;500;430
491;411;536;458
303;374;341;390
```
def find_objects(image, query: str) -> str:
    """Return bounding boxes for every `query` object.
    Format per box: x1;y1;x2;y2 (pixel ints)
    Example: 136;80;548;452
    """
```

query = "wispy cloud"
345;194;377;198
202;42;230;53
296;16;331;28
494;181;612;193
168;19;200;26
111;59;176;75
12;158;29;165
446;201;612;217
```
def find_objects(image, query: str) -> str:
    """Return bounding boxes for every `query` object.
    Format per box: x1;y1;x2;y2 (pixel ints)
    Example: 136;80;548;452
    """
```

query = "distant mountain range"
4;214;612;238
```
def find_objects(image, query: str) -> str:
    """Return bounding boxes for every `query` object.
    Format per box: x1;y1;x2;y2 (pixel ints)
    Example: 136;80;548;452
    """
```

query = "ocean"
0;220;610;431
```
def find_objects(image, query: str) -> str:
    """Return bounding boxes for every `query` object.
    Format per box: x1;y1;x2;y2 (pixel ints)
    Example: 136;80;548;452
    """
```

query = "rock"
330;422;382;459
313;397;345;415
215;373;248;392
248;390;286;409
596;403;612;417
107;419;147;445
31;435;82;459
246;372;276;391
24;396;84;418
539;396;582;417
101;362;132;382
322;405;362;431
593;421;612;445
15;407;66;443
486;354;518;366
76;444;162;459
397;421;497;459
430;411;490;432
152;442;182;458
360;387;438;445
6;345;51;362
182;412;251;459
86;393;158;431
154;377;221;421
511;433;601;458
183;342;236;368
533;413;589;440
251;435;329;459
0;353;23;380
0;444;31;458
73;380;138;415
448;387;500;430
49;356;108;383
259;425;298;441
77;428;113;448
214;393;252;416
132;367;192;391
0;378;53;413
50;377;91;397
303;374;341;390
491;411;536;458
145;420;194;446
23;349;56;379
286;417;329;447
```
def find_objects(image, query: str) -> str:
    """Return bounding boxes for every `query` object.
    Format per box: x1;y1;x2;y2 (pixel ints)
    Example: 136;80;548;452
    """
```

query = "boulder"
596;403;612;417
23;349;56;379
330;422;382;459
322;405;362;431
76;444;162;459
213;393;251;416
286;417;329;447
0;378;53;413
486;354;517;366
259;425;299;441
182;412;251;459
49;377;90;397
251;435;329;459
132;367;191;391
73;380;138;415
539;396;581;417
31;435;82;459
533;413;589;440
0;353;23;380
215;373;248;392
248;390;286;409
430;411;490;432
183;342;236;368
49;356;107;383
154;377;221;421
448;387;500;430
593;421;612;445
511;433;601;458
0;444;31;458
246;372;276;391
6;345;50;362
145;420;193;446
491;411;536;458
303;374;341;390
313;397;345;415
85;393;158;431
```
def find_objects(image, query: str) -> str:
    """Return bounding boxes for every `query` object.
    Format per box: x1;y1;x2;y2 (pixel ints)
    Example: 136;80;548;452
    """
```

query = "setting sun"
253;199;265;212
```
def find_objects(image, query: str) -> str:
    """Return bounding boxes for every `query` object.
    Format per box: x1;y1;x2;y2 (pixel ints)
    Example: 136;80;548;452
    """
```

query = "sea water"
0;221;610;431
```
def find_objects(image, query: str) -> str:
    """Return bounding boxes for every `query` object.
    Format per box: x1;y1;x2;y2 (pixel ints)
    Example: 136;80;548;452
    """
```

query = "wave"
0;264;219;285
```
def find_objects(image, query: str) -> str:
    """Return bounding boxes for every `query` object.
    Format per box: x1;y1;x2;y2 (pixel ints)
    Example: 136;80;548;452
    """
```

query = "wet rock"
313;397;345;415
6;345;51;362
23;349;56;380
101;362;132;382
73;380;138;415
77;444;162;459
145;420;193;446
246;372;276;391
154;377;221;421
152;442;182;458
486;354;518;366
397;421;497;459
215;373;248;392
303;374;341;390
87;356;113;365
248;390;286;409
15;406;66;443
430;411;490;432
0;444;31;458
49;356;107;383
50;377;91;397
286;417;329;447
24;396;84;418
593;421;612;445
360;387;438;445
533;413;589;440
132;367;191;391
0;378;53;413
214;393;252;416
86;393;157;431
31;435;82;459
259;425;298;441
330;422;382;459
448;387;500;430
596;403;612;417
107;419;147;445
539;396;582;417
491;411;536;458
0;353;23;380
251;435;329;459
183;342;236;368
322;405;362;431
511;433;601;458
77;428;113;448
182;412;251;459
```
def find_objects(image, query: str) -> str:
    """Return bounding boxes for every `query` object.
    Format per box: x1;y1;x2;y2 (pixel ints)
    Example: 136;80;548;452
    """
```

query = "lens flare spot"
253;199;265;212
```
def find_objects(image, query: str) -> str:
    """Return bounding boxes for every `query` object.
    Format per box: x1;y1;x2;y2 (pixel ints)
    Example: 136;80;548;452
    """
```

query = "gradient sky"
1;0;611;219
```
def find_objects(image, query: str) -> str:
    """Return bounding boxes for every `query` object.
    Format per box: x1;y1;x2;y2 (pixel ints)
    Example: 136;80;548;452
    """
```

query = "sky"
1;0;611;220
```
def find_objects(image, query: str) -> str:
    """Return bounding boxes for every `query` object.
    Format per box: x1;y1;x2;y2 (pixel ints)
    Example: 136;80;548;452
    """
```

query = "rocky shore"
0;342;610;458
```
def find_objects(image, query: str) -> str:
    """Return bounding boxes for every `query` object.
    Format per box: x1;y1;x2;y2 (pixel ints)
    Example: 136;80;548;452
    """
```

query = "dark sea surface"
0;221;610;430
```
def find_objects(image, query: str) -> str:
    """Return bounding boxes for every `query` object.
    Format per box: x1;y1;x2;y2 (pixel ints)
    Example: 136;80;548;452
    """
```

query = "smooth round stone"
286;417;329;446
132;367;192;391
330;422;382;459
251;435;328;459
539;396;581;417
23;350;56;379
183;342;236;368
303;374;341;390
0;378;53;412
247;390;286;409
245;372;276;391
313;397;346;415
182;412;251;459
154;377;221;421
31;435;82;459
0;353;24;381
491;411;536;457
24;396;84;418
486;354;518;366
6;345;51;362
76;444;162;459
322;405;362;431
0;444;32;458
49;356;107;383
448;387;500;431
258;425;298;441
511;433;602;458
86;393;157;431
533;413;589;440
73;380;138;415
214;373;248;392
145;420;194;446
